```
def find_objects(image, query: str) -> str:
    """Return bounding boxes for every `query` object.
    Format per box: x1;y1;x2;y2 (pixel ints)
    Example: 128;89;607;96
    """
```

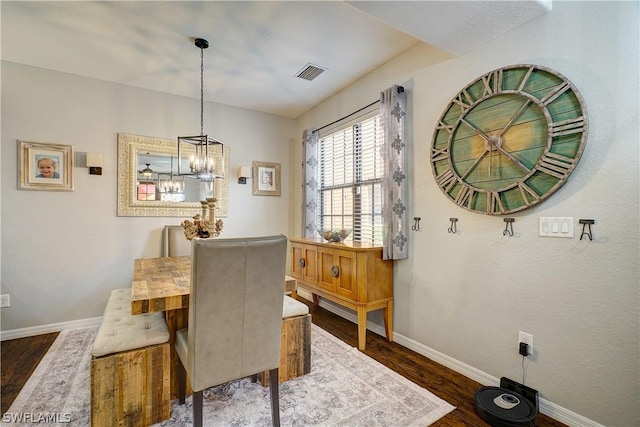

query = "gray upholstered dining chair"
162;225;191;257
175;235;288;427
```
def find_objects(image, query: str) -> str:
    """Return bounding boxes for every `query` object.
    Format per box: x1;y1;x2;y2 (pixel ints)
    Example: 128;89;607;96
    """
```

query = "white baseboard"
0;316;102;341
297;289;602;427
393;332;603;427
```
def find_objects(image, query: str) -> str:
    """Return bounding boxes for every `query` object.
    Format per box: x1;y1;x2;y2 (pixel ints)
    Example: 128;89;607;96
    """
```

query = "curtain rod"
314;85;404;133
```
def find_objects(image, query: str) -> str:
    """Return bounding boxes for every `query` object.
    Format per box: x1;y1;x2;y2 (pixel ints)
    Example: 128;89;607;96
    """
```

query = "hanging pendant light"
177;38;224;182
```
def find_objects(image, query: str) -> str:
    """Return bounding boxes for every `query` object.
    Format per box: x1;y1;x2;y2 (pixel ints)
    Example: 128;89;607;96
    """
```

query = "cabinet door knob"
298;258;306;268
331;265;340;278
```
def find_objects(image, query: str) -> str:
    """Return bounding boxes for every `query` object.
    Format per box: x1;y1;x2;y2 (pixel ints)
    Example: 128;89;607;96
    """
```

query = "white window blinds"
318;112;384;245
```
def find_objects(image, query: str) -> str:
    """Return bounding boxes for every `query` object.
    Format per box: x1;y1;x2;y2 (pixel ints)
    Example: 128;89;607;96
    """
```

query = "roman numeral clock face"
430;65;587;215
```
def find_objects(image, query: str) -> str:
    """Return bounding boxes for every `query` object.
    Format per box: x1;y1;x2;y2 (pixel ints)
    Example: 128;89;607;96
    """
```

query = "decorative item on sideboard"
181;197;223;240
317;228;352;243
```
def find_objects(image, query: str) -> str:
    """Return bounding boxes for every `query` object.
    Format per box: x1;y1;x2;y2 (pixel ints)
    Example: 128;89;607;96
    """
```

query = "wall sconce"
238;166;251;184
86;153;103;175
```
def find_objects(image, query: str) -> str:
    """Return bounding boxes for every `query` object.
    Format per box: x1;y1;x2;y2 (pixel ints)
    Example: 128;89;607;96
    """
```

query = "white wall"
295;2;638;426
1;62;295;331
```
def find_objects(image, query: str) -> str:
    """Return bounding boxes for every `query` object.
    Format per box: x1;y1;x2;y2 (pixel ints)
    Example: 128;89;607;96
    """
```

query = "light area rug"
3;324;454;426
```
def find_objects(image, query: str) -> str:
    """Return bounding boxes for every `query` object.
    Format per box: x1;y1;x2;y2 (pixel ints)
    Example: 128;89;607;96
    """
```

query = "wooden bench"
258;295;311;385
90;288;171;427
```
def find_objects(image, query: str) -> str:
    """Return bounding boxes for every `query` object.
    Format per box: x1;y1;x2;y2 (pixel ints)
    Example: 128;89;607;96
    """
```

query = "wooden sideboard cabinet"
289;238;393;351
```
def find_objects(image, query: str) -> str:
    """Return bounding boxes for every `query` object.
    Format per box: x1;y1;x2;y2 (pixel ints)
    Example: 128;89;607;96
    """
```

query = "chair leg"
193;390;203;427
269;368;280;427
177;359;186;405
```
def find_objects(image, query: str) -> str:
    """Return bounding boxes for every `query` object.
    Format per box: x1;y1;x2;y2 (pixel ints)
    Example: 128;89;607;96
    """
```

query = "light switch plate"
539;217;574;238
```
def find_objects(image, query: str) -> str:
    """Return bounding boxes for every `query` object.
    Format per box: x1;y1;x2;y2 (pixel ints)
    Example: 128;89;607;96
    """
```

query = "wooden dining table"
131;256;297;314
129;255;297;396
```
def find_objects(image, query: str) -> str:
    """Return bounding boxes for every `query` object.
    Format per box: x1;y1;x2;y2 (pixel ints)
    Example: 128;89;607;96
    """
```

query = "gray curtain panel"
381;85;408;260
302;128;319;238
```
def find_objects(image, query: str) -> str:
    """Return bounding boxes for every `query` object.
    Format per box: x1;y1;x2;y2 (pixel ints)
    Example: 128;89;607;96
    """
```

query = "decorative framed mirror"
117;133;229;217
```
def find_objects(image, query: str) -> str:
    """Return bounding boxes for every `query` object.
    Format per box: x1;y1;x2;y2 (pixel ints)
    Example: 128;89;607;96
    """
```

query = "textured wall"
294;2;638;425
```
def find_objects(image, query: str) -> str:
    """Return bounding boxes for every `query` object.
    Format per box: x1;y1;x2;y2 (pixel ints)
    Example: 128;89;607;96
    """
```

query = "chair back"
186;235;287;391
163;225;191;257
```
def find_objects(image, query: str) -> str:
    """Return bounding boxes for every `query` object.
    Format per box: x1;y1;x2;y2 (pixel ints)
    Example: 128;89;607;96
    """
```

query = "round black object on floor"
474;386;537;426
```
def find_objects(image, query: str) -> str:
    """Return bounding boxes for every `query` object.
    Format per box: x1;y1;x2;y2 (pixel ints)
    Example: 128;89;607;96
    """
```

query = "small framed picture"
19;141;74;191
252;161;281;196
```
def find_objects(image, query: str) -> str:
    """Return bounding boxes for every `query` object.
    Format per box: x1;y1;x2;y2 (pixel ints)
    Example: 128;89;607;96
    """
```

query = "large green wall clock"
430;64;587;215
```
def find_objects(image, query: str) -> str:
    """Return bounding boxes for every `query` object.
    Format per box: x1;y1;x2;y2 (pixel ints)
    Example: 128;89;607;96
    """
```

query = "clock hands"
497;99;532;137
494;100;532;173
460;118;491;142
460;112;530;176
491;144;531;173
460;149;490;180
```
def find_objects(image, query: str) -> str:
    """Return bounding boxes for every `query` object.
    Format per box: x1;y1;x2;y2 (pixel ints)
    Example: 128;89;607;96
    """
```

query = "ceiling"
1;1;551;119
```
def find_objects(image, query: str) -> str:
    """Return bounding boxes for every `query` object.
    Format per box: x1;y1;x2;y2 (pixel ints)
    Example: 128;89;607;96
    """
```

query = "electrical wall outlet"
518;331;533;355
0;294;10;308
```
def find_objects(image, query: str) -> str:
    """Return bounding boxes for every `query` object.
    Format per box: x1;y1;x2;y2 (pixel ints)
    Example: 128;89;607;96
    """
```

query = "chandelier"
158;174;185;194
157;156;185;195
177;38;224;182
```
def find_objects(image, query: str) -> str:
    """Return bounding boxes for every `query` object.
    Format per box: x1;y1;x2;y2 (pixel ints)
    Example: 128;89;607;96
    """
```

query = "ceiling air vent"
295;63;326;81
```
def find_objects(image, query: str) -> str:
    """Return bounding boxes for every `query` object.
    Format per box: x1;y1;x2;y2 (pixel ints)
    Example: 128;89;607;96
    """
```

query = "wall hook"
503;218;515;236
412;217;421;232
448;218;458;234
579;219;595;241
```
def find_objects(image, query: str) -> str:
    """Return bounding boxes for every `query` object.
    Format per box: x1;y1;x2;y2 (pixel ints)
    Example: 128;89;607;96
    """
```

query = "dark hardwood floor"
1;300;566;426
303;300;566;426
1;332;59;415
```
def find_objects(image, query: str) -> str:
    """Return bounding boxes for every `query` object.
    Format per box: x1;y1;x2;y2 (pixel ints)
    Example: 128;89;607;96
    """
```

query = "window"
317;113;384;244
137;182;157;201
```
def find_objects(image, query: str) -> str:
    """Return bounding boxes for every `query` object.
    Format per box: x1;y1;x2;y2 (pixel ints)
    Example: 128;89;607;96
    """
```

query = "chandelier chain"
200;45;204;136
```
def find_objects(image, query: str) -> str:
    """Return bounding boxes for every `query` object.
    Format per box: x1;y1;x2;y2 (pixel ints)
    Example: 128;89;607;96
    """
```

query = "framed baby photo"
252;161;281;196
19;141;74;191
